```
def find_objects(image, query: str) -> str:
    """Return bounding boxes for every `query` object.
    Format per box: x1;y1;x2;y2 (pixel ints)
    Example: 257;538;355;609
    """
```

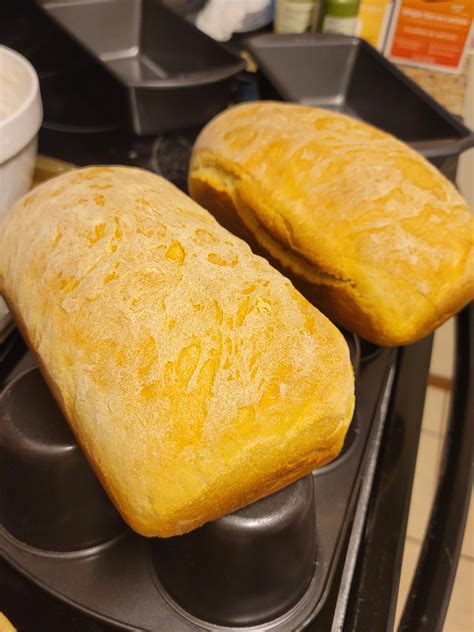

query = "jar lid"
324;0;360;17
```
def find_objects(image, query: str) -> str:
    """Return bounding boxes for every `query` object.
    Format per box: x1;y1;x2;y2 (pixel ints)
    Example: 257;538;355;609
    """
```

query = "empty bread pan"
246;33;474;179
40;0;246;135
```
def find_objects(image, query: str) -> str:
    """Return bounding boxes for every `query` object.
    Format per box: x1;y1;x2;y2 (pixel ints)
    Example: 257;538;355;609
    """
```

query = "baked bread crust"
0;166;354;537
189;102;474;346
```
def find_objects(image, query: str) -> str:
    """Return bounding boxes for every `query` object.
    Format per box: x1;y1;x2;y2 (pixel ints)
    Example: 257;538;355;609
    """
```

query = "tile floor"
395;319;474;631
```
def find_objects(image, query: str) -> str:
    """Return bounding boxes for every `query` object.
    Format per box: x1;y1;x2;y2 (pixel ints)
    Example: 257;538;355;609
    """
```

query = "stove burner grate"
150;132;198;191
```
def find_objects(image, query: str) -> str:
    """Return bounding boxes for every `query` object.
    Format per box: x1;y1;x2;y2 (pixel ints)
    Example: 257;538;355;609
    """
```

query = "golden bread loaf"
0;166;354;537
189;102;474;346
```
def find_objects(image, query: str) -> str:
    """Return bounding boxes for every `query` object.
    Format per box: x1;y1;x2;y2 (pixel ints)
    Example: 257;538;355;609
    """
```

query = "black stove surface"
38;126;199;192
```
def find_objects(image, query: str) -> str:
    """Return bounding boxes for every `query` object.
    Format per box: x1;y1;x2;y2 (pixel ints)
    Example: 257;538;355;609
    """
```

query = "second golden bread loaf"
0;166;354;537
189;102;474;345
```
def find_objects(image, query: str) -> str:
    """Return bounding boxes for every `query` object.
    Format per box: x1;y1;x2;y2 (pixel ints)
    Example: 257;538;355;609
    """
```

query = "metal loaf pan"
39;0;246;135
245;33;474;181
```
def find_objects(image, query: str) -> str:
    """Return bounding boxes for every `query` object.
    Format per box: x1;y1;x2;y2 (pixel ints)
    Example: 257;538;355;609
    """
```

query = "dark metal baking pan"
39;0;246;135
245;33;474;180
0;330;398;630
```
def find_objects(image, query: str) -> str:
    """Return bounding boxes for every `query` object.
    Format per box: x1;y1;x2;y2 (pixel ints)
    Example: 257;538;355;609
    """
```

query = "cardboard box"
357;0;394;50
385;0;474;73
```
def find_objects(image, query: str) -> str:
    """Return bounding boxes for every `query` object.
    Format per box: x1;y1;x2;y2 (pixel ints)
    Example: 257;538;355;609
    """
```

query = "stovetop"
1;2;472;632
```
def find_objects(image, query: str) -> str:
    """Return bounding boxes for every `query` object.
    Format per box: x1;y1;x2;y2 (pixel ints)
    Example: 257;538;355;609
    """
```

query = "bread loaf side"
0;166;354;537
189;102;474;345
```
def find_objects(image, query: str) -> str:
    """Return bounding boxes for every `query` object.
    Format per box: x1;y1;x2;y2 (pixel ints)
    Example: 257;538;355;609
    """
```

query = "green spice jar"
274;0;321;33
319;0;360;34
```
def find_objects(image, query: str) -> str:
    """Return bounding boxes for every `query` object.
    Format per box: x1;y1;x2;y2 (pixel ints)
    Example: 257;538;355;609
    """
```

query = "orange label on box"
386;0;474;72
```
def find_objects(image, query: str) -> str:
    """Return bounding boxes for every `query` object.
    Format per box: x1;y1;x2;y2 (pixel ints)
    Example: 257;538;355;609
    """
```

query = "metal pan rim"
0;524;128;560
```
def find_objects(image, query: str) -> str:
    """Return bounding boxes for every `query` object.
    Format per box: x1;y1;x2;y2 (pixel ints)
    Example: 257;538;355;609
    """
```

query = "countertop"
397;56;472;118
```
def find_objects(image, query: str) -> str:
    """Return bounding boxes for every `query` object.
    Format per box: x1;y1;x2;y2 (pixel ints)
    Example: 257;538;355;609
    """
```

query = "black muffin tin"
0;328;399;630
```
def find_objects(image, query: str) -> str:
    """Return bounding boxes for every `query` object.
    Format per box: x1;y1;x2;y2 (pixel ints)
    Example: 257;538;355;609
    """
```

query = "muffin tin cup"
359;338;383;363
152;475;317;627
0;367;126;553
